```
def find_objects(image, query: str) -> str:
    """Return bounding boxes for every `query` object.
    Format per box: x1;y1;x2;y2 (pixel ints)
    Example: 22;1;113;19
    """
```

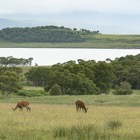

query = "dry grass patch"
0;103;140;140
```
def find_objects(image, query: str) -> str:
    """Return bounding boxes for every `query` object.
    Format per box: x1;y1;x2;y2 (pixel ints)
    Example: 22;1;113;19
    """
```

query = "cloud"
0;0;140;15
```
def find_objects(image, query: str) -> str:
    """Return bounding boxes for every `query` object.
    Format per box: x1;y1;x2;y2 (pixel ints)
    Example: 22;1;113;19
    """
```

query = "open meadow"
0;91;140;140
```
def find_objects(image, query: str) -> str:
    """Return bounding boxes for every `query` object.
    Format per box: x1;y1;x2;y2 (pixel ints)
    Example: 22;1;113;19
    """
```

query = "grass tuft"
106;119;122;130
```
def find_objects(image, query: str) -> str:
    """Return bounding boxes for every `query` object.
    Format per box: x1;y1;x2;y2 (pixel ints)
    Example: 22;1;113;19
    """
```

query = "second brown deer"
12;100;31;111
75;100;88;113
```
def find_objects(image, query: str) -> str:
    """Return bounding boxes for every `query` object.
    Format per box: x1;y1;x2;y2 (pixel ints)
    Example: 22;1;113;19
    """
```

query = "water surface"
0;48;139;66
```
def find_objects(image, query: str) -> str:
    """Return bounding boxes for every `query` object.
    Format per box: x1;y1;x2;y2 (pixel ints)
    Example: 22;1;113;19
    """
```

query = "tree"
0;71;22;97
73;28;77;31
44;69;99;95
94;61;115;94
112;54;140;89
25;67;50;86
0;56;33;66
0;26;84;43
112;81;133;95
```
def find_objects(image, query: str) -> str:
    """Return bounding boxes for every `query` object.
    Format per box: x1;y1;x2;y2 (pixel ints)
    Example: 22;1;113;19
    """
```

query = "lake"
0;48;139;66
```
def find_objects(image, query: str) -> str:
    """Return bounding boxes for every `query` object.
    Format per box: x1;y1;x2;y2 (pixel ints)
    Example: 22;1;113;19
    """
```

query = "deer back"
17;101;29;107
76;100;86;109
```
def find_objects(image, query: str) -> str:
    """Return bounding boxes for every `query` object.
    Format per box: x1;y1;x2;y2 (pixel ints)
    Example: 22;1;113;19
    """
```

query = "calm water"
0;48;139;66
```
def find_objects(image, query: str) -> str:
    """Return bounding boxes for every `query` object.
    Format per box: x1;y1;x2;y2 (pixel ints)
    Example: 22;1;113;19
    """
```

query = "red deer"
75;100;88;113
12;101;31;111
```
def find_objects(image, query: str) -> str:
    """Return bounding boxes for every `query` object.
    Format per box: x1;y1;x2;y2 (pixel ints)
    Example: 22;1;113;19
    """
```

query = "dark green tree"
0;26;84;43
0;71;22;97
112;54;140;89
44;69;99;95
94;61;115;94
25;67;50;86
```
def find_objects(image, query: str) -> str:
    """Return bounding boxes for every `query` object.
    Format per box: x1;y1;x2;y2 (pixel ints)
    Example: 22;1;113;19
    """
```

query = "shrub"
16;89;46;97
49;84;62;95
112;81;133;95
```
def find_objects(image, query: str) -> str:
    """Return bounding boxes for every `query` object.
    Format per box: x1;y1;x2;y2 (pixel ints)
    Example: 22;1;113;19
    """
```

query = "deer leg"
76;106;80;112
19;107;23;111
26;106;31;111
76;105;78;112
26;107;28;111
28;107;31;111
77;107;81;112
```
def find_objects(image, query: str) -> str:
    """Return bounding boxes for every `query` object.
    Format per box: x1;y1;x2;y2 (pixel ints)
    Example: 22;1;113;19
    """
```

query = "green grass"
0;90;140;106
0;34;140;48
23;86;44;91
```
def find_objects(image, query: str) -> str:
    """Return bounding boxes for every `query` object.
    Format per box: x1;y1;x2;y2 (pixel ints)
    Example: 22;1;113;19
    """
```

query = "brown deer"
12;101;31;111
75;100;88;113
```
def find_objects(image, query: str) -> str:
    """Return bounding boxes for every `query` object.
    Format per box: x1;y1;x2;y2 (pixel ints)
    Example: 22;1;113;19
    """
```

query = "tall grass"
0;103;140;140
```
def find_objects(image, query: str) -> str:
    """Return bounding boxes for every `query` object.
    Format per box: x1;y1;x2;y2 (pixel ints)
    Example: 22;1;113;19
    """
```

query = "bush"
16;89;46;97
112;81;133;95
49;84;62;95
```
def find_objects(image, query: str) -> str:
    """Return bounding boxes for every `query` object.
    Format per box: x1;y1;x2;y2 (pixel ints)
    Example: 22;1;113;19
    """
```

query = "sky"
0;0;140;34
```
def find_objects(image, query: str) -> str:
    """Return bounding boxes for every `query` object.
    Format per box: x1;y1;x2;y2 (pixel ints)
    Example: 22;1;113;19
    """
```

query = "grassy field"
1;90;140;106
0;34;140;48
0;90;140;140
0;102;140;140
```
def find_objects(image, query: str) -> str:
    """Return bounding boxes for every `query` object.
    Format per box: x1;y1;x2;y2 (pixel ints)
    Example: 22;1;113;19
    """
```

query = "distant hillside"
0;25;139;49
0;18;33;29
0;26;99;43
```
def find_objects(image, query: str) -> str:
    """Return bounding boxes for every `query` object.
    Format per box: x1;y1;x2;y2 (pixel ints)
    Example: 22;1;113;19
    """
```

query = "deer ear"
87;108;88;110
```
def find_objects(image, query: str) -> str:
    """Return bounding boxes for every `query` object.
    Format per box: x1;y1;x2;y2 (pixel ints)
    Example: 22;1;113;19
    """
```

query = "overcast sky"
0;0;140;34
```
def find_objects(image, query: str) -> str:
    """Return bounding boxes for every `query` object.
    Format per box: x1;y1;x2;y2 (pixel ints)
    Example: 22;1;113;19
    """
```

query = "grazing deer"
75;100;88;113
12;100;31;111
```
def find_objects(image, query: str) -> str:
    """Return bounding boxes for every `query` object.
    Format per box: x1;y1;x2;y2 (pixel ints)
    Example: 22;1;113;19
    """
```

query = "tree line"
0;54;139;97
0;26;99;43
25;54;140;95
0;56;33;66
